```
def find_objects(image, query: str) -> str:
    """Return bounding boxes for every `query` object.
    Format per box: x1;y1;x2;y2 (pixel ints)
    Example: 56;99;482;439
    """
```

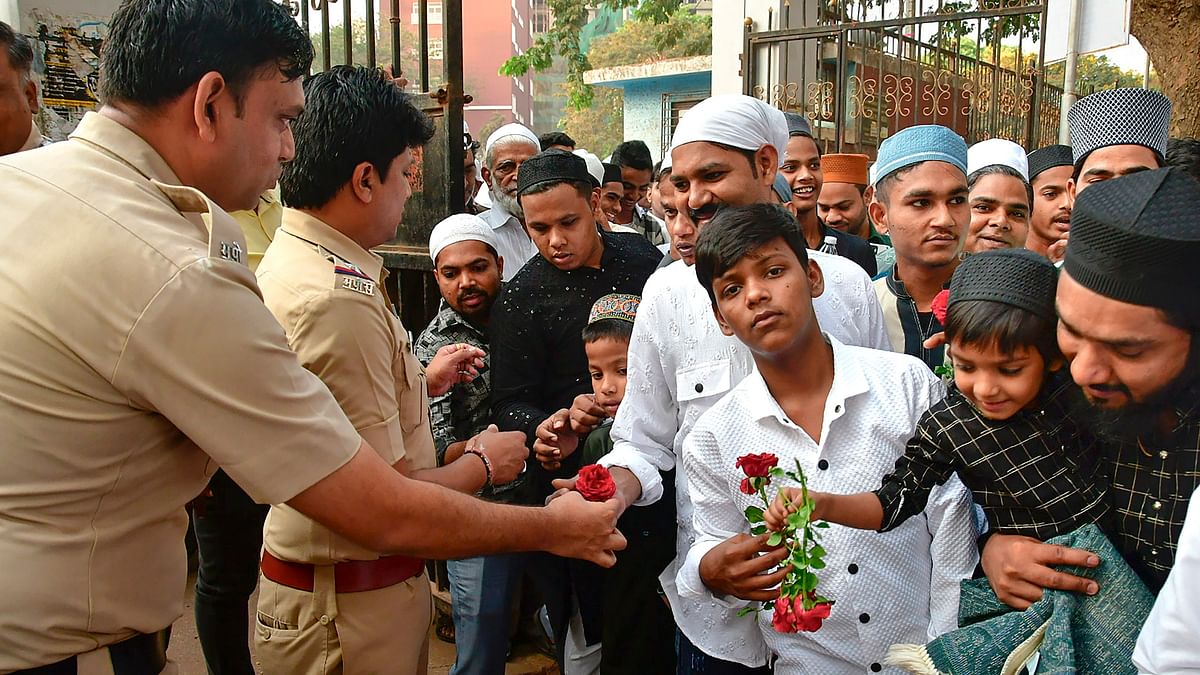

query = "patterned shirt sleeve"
874;409;959;532
414;324;458;463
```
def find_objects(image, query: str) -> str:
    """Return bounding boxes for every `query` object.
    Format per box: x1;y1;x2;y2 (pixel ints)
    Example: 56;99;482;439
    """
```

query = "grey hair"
0;21;34;83
484;134;539;171
967;164;1033;208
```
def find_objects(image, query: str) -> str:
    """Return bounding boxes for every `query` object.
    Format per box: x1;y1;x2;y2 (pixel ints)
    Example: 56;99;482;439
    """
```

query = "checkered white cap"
1068;88;1171;167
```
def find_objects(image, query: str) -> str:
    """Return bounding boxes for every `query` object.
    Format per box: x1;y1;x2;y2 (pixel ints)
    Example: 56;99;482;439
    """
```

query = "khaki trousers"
254;566;431;675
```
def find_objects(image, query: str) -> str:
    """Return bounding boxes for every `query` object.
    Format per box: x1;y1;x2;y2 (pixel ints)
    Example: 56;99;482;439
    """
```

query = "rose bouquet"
736;452;834;633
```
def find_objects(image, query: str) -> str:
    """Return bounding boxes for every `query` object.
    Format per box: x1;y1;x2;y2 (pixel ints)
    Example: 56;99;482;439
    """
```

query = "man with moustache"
781;113;876;276
1024;144;1074;262
415;214;530;674
1067;88;1171;201
979;168;1200;614
0;1;624;671
869;125;971;370
547;95;889;674
480;123;541;280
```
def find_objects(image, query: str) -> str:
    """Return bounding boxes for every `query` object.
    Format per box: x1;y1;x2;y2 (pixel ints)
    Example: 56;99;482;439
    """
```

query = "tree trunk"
1130;0;1200;138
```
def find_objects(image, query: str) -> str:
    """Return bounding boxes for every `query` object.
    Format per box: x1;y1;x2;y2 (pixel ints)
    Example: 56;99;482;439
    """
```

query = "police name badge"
219;240;244;264
341;276;376;296
334;262;376;297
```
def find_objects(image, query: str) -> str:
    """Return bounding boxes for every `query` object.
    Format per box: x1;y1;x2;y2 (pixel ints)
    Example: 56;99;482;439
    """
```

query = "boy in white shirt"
681;203;979;673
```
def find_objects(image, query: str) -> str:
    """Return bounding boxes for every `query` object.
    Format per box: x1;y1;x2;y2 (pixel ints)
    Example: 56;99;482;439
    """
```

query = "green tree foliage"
311;20;421;83
559;9;710;154
500;0;687;110
562;87;624;157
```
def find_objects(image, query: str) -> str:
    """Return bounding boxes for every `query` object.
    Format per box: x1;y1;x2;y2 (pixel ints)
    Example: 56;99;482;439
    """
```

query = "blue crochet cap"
871;124;967;187
772;173;792;203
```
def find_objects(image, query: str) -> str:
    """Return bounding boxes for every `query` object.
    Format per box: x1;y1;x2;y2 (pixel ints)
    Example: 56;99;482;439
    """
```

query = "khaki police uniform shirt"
0;112;363;670
257;208;436;565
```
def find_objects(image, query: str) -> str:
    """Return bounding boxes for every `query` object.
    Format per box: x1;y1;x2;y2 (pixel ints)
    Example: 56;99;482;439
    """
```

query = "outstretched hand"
533;409;578;470
425;343;486;397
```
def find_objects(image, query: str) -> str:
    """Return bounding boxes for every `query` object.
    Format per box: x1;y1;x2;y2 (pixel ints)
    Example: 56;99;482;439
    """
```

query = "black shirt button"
859;613;870;623
870;664;882;672
817;459;829;470
834;404;842;413
847;563;859;574
694;383;703;393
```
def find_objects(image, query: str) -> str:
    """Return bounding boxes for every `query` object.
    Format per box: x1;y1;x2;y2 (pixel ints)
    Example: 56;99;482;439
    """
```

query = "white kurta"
599;254;891;666
679;338;979;673
1134;484;1200;675
478;201;537;282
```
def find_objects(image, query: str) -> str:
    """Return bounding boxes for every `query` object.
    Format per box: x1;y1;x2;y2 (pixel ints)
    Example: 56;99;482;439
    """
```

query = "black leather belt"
15;628;169;675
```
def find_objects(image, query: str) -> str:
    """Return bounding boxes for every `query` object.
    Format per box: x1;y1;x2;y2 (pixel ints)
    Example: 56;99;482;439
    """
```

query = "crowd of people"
0;1;1198;674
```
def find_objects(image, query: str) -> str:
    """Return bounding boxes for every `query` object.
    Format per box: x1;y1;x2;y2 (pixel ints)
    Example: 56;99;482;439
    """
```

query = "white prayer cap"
668;94;789;168
967;138;1029;181
573;149;604;187
429;213;499;263
484;123;539;160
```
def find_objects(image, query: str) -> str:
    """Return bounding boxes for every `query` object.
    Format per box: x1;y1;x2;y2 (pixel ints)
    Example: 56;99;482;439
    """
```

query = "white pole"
1058;0;1082;144
1143;51;1152;88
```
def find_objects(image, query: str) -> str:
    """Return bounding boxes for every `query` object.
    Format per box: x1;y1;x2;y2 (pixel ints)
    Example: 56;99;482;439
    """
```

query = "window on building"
531;0;551;34
410;2;443;25
663;92;710;153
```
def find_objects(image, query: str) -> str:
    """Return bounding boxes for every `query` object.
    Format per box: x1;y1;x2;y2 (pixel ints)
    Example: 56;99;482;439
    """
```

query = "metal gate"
281;0;466;330
742;0;1063;157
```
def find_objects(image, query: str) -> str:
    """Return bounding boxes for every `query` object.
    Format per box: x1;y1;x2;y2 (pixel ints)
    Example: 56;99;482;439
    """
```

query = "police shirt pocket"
398;348;427;433
676;360;732;403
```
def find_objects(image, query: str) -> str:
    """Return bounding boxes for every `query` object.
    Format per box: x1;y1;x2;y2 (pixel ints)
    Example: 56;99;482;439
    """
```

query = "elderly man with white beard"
480;123;541;281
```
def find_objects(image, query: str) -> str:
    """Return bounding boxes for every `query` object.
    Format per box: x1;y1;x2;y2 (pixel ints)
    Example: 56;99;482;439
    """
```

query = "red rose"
577;464;617;502
771;596;798;633
739;477;756;495
735;453;778;478
931;289;950;325
792;596;832;632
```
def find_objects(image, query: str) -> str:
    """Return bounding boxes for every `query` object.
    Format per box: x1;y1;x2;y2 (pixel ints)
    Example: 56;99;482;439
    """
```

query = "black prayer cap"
516;148;598;197
950;249;1057;320
1065;167;1200;319
783;112;812;138
1027;144;1073;182
602;162;623;185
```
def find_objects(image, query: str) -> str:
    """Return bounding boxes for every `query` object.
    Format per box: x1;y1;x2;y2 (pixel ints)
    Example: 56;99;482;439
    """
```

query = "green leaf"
809;544;826;558
750;524;766;536
745;505;764;523
768;467;787;479
809;558;826;570
814;521;830;528
737;606;757;617
766;531;783;547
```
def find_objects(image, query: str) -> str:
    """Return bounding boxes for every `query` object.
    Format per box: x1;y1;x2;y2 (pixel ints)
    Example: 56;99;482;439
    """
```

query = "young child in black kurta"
577;294;676;675
768;249;1108;542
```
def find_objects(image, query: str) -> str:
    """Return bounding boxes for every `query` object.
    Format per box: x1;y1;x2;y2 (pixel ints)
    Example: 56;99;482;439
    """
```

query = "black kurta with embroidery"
488;230;662;648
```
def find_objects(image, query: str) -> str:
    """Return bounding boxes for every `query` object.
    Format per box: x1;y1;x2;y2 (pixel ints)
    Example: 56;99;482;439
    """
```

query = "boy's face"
522;183;605;271
711;238;824;356
661;179;698;265
870;161;969;270
964;172;1030;253
1029;165;1072;246
585;337;628;418
600;181;623;223
950;338;1047;420
780;135;823;214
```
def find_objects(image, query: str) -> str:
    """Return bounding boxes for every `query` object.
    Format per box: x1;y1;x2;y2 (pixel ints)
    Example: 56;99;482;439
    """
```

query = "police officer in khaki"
253;66;528;674
0;2;624;672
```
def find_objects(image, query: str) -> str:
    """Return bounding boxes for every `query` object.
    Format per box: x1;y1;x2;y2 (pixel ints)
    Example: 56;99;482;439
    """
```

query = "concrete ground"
167;571;557;674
